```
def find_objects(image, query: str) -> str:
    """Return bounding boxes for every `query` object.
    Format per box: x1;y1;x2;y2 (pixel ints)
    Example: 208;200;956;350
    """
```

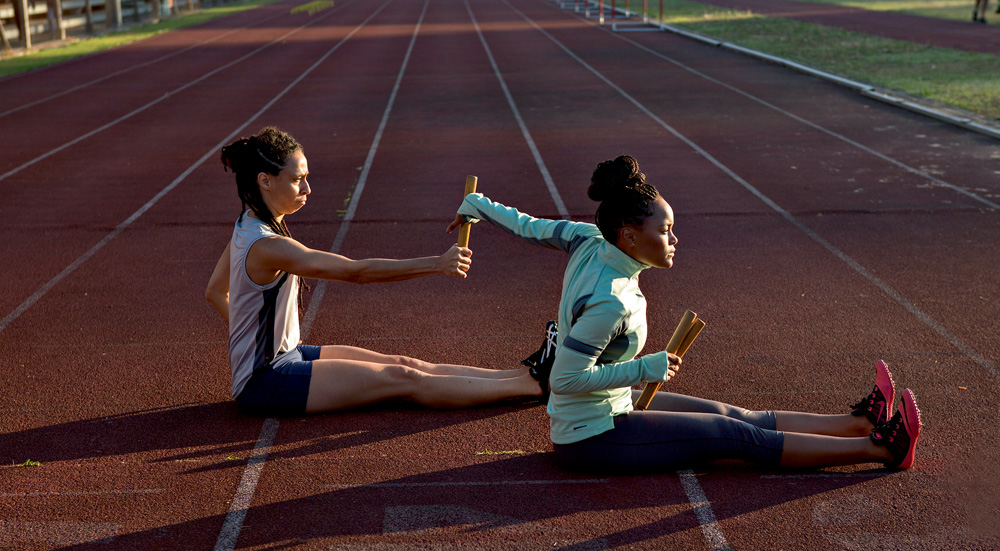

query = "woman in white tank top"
205;127;544;416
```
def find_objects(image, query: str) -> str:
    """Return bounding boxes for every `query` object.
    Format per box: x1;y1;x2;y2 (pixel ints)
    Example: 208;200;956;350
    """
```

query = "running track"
1;0;998;549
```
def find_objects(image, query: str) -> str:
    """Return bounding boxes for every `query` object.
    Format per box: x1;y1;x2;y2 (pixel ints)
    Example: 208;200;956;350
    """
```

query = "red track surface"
1;0;999;549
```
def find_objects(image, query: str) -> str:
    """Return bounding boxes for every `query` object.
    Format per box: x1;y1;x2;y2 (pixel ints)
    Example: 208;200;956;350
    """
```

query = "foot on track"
850;359;896;426
522;320;558;404
871;388;922;469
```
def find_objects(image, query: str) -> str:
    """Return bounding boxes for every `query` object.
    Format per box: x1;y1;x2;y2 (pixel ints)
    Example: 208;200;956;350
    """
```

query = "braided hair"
220;127;309;312
588;155;660;244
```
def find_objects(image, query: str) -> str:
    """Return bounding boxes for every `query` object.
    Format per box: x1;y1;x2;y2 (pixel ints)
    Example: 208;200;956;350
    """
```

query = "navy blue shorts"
553;391;784;473
235;345;322;416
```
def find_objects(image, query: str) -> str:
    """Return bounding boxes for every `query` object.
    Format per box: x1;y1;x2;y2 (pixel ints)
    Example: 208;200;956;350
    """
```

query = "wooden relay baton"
633;310;706;410
457;175;478;248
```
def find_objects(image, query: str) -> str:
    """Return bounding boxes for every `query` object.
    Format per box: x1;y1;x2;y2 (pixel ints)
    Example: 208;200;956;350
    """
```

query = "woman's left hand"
666;353;682;380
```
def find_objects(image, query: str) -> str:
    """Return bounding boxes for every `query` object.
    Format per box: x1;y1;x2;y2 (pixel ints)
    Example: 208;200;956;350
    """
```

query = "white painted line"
506;0;1000;383
0;1;308;119
601;19;1000;209
214;2;402;549
0;489;165;497
760;473;884;479
0;0;347;185
0;0;389;336
214;417;279;551
677;470;733;551
301;0;429;338
323;479;609;489
0;521;118;546
464;0;570;220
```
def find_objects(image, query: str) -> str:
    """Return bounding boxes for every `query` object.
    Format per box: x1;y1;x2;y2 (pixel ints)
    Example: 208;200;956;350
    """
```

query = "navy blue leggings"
553;391;785;472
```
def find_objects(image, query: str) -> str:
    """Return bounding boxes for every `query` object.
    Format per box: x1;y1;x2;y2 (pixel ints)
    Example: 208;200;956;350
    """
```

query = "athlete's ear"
619;226;636;248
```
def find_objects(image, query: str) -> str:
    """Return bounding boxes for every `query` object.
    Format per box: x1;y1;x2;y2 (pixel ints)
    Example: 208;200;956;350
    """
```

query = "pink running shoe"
870;389;922;469
850;359;896;426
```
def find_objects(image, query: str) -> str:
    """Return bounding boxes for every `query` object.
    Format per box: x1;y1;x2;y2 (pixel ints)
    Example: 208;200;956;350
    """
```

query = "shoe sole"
874;360;896;425
897;389;922;469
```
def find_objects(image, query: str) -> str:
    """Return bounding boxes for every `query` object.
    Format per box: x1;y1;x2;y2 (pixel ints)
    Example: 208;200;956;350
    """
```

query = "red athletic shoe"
850;359;896;426
870;389;922;469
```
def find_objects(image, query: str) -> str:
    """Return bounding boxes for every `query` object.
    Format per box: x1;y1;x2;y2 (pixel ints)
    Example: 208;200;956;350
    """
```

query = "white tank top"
227;213;300;397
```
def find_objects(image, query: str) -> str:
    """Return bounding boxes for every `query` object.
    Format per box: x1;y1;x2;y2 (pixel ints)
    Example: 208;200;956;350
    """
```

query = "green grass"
790;0;997;24
0;0;279;78
14;459;41;467
629;0;1000;119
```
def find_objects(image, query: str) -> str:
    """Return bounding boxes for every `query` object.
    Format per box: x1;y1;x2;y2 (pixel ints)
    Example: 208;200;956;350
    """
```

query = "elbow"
549;375;580;396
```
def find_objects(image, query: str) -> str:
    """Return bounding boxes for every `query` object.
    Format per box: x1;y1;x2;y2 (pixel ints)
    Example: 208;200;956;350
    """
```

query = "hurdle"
610;0;663;31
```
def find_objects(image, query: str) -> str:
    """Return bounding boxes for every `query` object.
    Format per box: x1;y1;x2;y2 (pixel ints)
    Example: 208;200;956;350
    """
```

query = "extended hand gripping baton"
633;310;706;411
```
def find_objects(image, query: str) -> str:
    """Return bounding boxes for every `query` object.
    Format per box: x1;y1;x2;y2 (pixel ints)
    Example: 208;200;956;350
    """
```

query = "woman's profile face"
259;149;310;217
622;196;677;269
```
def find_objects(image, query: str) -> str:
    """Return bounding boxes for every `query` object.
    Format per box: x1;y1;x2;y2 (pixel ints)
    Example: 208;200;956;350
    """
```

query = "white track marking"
0;0;309;118
0;1;388;336
218;2;428;550
0;489;165;497
678;470;732;551
323;479;609;489
0;521;118;546
463;0;569;220
214;417;279;551
503;0;1000;383
596;24;1000;211
301;0;430;336
0;1;348;185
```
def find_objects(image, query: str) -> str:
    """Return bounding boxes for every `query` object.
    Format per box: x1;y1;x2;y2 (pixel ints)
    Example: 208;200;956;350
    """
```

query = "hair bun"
588;155;644;202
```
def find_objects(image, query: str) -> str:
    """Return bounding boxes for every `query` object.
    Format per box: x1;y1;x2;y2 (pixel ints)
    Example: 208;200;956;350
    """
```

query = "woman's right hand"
445;213;464;235
439;244;472;278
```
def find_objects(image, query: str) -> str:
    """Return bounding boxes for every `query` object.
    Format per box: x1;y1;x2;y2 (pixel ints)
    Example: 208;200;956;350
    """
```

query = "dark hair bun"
588;155;645;202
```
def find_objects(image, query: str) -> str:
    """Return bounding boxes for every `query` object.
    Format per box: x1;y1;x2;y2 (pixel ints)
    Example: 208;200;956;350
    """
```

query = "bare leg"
780;433;892;468
319;345;527;379
774;411;873;437
305;359;542;413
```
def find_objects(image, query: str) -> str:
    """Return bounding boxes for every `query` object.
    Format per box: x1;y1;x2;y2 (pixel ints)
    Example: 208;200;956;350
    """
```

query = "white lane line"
323;479;609;489
0;0;348;185
504;0;1000;383
0;0;389;336
0;521;118;546
218;1;427;550
463;0;569;220
0;0;308;118
214;417;279;551
213;2;401;548
759;473;885;479
597;25;1000;211
677;470;733;551
0;489;165;497
301;0;430;336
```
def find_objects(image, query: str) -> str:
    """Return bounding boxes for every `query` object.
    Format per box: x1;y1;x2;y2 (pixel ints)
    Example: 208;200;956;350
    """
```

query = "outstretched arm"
247;236;472;285
447;193;599;254
206;242;231;323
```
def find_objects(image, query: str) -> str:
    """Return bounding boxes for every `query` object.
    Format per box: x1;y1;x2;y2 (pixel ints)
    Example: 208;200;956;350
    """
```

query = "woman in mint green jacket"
447;155;921;472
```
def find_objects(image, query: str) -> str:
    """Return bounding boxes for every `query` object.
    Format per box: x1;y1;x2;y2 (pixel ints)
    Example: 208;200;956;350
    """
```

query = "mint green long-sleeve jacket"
458;194;673;444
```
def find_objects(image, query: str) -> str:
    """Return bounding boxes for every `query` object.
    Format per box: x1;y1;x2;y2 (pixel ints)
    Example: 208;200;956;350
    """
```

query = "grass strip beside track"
0;0;280;78
628;0;1000;120
788;0;999;24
